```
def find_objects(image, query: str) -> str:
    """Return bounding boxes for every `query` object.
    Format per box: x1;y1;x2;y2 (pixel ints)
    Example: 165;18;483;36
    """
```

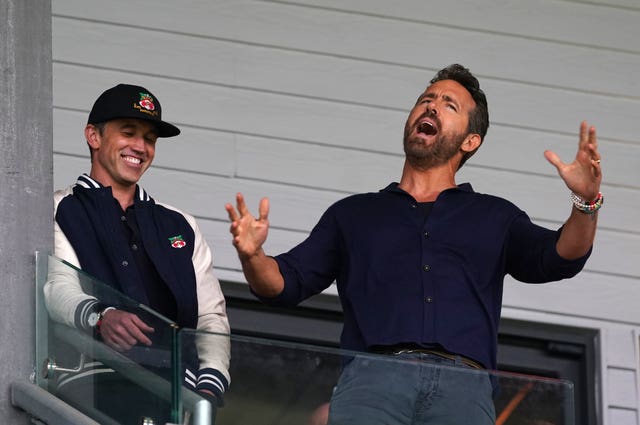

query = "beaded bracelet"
570;191;603;214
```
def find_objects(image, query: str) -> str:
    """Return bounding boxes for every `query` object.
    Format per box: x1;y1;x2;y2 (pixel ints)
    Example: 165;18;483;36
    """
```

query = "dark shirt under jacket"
259;183;590;370
120;202;177;321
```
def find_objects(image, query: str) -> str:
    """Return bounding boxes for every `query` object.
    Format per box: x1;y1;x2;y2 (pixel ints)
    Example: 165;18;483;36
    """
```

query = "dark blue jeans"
327;352;495;425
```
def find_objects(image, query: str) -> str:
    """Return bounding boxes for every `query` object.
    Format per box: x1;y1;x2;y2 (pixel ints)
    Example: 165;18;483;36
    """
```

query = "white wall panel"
503;272;640;324
575;0;640;10
52;17;419;110
275;0;640;52
53;0;640;97
609;409;639;425
605;328;639;369
607;368;639;409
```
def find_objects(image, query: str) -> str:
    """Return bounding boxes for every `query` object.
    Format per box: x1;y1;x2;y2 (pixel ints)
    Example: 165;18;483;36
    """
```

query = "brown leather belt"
371;345;484;369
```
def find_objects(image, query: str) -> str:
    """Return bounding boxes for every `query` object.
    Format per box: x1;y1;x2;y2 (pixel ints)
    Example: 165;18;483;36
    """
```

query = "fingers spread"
258;197;270;221
236;193;250;216
578;121;598;153
225;203;238;222
588;123;597;148
578;121;588;149
543;150;563;169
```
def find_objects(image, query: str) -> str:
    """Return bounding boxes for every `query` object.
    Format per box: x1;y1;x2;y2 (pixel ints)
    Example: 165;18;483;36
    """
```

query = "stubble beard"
403;123;466;170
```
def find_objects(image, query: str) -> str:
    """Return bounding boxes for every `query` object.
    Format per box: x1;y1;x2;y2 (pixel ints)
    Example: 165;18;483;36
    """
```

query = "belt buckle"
393;348;413;355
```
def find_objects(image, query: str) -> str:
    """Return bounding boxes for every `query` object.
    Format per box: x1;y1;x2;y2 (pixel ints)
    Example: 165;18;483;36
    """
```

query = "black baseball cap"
87;83;181;138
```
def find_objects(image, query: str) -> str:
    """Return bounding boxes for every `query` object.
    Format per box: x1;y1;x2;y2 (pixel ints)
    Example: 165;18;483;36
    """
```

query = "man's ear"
85;124;101;151
461;133;482;153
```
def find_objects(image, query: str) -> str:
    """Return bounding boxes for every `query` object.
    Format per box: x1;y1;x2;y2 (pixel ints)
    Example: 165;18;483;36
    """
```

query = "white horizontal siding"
273;0;640;52
609;409;639;425
605;328;639;369
52;0;640;422
53;0;640;99
608;368;638;409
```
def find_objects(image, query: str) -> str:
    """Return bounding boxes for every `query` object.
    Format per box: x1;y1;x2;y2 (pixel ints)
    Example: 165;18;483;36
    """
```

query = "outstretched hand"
225;193;270;260
544;121;602;201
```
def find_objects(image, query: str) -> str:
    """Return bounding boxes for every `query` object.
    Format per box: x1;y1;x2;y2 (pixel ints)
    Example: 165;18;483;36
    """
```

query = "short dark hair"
431;64;489;167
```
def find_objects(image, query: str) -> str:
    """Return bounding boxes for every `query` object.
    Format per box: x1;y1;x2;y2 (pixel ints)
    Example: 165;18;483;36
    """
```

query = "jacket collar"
75;174;152;202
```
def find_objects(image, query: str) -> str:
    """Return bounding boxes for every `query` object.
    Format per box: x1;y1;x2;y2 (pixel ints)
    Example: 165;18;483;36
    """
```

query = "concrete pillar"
0;0;53;423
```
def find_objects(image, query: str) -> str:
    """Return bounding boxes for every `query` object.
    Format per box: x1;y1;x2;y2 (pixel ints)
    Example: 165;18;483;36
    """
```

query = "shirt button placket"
423;262;433;302
421;218;434;330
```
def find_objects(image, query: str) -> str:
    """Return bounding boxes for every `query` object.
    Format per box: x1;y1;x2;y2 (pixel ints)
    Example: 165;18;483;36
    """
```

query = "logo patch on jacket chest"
168;235;187;248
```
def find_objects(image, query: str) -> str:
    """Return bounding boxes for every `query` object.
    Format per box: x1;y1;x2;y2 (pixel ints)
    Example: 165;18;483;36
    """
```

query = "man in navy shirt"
226;64;602;424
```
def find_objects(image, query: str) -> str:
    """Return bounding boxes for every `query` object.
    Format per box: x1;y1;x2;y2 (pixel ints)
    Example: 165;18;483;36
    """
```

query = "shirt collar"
74;174;151;202
380;182;475;195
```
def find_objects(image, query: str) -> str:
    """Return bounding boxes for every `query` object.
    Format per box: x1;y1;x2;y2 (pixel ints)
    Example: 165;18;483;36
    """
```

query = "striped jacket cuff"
195;368;229;404
73;298;100;331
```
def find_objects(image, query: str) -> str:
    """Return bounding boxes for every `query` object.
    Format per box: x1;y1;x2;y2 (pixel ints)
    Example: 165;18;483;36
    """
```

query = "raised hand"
225;193;284;297
225;193;270;260
544;121;602;201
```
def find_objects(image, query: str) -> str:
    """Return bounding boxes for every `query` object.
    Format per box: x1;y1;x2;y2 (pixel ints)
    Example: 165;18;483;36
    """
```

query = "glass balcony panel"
36;254;210;425
36;253;573;425
180;329;575;425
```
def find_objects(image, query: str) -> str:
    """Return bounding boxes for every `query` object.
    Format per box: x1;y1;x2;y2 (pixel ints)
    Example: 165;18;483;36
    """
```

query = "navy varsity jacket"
46;174;230;399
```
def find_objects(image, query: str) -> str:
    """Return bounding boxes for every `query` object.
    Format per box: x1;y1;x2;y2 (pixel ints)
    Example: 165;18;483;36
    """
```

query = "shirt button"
411;204;417;208
120;216;127;222
423;264;430;271
425;296;434;303
131;244;138;251
424;231;430;237
121;260;129;267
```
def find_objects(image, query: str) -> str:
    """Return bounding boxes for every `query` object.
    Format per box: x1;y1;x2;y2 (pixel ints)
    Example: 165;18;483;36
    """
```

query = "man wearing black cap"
45;84;230;424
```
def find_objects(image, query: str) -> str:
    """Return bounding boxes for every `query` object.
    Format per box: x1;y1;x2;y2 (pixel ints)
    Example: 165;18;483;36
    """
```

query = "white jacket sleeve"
189;213;231;392
43;188;98;329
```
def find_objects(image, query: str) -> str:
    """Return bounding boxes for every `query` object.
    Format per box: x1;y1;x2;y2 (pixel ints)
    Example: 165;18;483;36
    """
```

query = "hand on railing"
98;309;154;352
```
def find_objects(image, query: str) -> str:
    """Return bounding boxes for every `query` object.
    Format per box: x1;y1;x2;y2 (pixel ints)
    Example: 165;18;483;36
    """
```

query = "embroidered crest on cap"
168;235;187;249
134;92;159;117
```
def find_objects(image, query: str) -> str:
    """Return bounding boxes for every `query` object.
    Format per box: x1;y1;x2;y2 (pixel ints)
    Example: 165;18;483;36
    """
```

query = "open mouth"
418;121;437;136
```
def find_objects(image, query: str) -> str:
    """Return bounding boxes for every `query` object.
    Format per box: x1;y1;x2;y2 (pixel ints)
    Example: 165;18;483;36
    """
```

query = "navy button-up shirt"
262;183;590;370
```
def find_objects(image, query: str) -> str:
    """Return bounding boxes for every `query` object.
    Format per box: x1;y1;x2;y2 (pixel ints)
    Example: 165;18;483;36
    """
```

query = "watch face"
88;312;100;327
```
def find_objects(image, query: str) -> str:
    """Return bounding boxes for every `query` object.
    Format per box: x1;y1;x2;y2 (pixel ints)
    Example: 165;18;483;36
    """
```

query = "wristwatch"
87;310;101;328
87;306;115;329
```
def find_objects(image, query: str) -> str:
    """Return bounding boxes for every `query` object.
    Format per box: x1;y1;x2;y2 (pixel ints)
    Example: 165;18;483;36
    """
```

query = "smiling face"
86;118;158;191
403;79;479;170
